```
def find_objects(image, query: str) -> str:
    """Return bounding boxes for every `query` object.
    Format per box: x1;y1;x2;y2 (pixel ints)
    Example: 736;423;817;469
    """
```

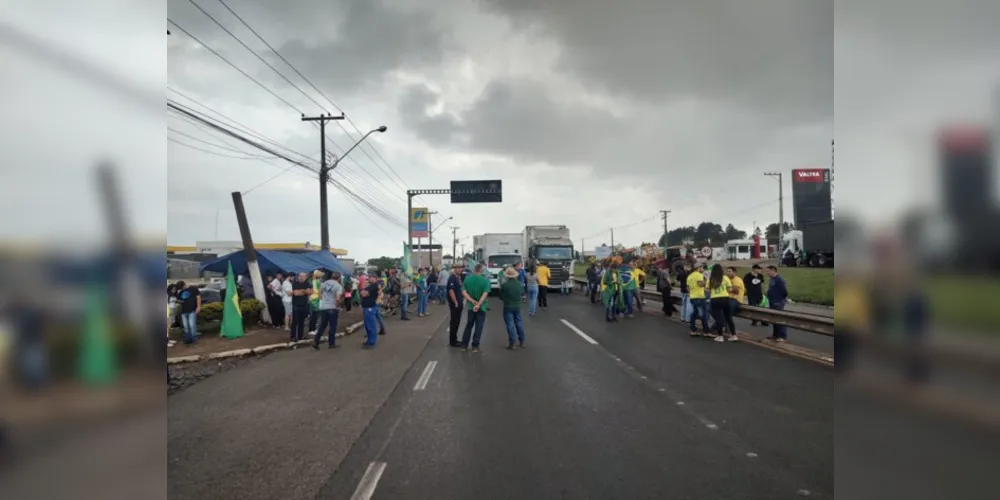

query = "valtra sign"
793;168;829;183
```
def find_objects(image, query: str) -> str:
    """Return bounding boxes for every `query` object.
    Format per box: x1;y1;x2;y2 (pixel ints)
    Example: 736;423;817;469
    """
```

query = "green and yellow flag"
401;243;414;276
221;261;244;339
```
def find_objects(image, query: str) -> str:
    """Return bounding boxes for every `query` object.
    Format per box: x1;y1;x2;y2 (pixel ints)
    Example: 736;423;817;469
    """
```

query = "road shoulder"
167;312;447;500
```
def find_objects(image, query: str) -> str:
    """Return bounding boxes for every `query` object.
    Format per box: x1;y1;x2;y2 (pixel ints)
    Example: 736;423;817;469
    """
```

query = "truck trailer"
780;219;834;267
473;233;523;290
522;225;575;290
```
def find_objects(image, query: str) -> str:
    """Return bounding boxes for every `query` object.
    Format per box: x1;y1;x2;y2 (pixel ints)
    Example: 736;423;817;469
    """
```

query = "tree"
694;222;725;247
765;222;795;240
442;254;453;260
724;223;747;241
660;225;696;247
367;256;400;270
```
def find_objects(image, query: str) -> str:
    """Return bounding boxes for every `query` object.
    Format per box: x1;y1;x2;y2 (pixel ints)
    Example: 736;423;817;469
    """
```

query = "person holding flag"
601;257;625;322
619;258;637;318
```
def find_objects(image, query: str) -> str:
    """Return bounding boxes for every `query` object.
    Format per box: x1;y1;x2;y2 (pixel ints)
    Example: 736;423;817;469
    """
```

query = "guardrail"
571;277;834;336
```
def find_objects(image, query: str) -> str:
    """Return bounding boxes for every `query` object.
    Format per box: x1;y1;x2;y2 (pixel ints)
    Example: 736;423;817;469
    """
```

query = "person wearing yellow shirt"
725;266;745;316
707;265;737;342
632;265;647;312
685;264;710;336
535;262;551;309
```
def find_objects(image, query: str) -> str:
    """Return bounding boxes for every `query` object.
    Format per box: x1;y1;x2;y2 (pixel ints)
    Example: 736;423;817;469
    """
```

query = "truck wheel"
816;254;828;267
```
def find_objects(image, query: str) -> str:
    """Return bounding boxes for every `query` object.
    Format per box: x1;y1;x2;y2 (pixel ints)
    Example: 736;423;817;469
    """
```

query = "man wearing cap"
445;261;465;347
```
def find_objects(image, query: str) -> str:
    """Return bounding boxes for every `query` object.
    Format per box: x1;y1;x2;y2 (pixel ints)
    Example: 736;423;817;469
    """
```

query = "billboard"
791;168;832;227
410;207;429;238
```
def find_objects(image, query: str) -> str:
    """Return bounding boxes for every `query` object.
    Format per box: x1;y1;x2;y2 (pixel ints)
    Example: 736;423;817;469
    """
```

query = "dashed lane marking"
560;319;599;345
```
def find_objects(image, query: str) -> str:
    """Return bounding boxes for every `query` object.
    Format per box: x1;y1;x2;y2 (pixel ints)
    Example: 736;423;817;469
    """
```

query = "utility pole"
610;228;615;254
659;209;671;247
231;191;270;323
301;112;345;250
764;172;784;262
451;226;459;263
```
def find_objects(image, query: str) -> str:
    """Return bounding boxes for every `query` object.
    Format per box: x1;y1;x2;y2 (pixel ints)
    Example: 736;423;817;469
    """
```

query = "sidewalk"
167;312;447;500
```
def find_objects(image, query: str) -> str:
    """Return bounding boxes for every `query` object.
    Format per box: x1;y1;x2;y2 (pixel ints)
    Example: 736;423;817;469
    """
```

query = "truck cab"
474;233;523;291
529;244;574;289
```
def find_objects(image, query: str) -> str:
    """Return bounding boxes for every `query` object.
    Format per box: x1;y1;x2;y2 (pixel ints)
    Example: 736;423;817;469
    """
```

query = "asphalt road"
319;295;834;499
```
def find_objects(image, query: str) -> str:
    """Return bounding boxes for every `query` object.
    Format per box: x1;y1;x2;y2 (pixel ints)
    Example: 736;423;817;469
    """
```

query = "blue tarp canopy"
199;249;352;277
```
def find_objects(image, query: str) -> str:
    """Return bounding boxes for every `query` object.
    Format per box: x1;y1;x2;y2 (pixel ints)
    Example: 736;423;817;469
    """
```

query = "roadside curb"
167;321;365;365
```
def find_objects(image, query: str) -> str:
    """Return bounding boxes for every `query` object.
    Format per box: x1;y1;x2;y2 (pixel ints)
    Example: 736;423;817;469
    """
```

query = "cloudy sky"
4;1;997;260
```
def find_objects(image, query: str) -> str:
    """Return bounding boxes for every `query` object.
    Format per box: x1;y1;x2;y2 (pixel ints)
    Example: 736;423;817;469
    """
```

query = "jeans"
376;305;386;333
313;309;340;347
428;283;438;304
560;281;569;295
362;306;379;345
309;309;319;332
680;293;691;321
503;308;525;345
401;293;411;319
417;289;428;315
588;282;599;303
538;287;548;307
460;309;487;347
769;300;787;339
605;291;619;320
689;298;710;332
710;297;735;336
623;290;635;315
527;285;539;314
291;305;310;341
180;311;198;343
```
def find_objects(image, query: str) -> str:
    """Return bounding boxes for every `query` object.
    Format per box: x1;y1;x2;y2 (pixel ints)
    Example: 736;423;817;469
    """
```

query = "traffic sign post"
406;180;504;252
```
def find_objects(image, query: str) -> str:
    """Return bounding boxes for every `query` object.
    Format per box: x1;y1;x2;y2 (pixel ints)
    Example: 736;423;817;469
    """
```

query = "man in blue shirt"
446;262;466;347
765;265;789;341
515;261;527;302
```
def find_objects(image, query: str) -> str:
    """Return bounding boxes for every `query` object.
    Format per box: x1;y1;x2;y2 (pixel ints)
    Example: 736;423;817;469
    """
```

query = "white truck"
473;233;524;290
522;225;575;291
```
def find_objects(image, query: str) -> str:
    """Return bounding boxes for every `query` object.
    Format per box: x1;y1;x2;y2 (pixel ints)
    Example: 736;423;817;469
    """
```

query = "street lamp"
328;126;387;173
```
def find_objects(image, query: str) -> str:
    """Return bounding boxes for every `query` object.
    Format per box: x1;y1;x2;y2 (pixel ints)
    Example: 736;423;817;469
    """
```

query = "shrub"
197;302;224;322
239;298;265;327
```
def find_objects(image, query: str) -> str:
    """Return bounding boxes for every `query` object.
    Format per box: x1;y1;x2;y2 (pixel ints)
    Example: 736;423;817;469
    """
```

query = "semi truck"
780;219;834;267
522;225;575;290
473;233;523;290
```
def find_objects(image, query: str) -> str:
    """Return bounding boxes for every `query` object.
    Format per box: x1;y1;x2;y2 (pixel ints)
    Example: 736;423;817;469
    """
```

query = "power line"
168;136;274;160
176;3;407;205
215;0;411;192
167;101;406;228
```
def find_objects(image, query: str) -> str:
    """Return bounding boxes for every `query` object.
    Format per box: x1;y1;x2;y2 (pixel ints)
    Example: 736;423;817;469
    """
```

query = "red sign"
793;168;828;183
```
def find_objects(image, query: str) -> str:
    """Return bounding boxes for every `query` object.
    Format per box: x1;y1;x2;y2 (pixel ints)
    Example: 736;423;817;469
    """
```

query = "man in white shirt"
281;275;294;331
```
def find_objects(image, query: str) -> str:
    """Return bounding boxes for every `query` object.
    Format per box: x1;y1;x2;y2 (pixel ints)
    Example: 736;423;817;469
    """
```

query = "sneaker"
309;331;317;336
713;335;725;343
471;347;481;353
519;343;525;348
690;331;699;337
506;344;515;350
726;335;738;342
775;338;786;343
312;343;320;350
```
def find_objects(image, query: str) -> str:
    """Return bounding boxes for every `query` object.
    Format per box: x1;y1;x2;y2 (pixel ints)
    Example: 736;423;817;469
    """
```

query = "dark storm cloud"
263;0;455;98
399;78;626;167
480;0;832;126
169;0;455;99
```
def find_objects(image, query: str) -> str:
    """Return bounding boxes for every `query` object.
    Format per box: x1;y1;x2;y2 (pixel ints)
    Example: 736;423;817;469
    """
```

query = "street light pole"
764;172;784;261
427;212;452;268
451;226;459;264
301;113;345;250
323;125;387;248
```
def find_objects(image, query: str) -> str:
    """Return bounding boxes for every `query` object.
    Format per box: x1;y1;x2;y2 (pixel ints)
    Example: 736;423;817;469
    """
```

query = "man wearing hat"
500;266;526;349
445;261;465;347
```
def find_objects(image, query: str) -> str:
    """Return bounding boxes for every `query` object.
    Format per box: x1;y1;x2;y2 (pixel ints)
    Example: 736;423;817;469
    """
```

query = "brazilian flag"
220;261;244;339
601;268;624;310
78;279;117;385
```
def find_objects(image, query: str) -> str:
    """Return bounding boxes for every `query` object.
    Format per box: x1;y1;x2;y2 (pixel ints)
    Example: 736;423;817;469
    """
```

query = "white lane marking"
746;452;758;458
697;416;719;430
350;461;387;500
797;489;811;496
560;319;598;345
413;361;438;391
676;401;685;405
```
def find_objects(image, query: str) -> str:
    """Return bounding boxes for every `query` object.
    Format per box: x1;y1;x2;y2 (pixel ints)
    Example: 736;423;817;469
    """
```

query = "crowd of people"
583;258;790;343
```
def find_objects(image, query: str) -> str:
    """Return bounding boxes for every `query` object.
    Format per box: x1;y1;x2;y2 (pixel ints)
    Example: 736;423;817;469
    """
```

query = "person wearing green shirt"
499;267;526;349
460;263;491;352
